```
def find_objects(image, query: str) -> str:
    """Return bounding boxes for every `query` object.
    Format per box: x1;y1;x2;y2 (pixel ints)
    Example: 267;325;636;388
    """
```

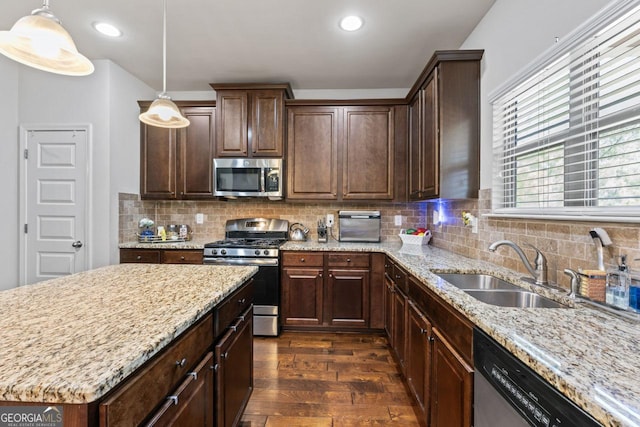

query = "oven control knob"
221;249;227;255
211;249;218;255
255;249;261;256
263;249;269;256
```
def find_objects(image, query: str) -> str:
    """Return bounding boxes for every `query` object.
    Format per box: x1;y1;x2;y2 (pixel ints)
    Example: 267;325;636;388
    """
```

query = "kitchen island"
0;263;257;425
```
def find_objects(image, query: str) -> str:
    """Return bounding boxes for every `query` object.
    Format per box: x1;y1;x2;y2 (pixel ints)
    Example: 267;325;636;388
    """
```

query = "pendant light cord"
162;0;167;95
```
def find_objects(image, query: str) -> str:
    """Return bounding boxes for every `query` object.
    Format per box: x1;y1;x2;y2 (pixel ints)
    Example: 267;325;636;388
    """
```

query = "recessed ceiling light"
92;21;122;38
339;15;364;32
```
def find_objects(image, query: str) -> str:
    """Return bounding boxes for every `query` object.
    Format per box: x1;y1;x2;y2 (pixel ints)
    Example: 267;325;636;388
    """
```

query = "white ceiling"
0;0;496;92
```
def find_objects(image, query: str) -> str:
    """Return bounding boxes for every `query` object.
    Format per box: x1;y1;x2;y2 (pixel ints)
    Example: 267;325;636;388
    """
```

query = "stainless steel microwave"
213;158;283;199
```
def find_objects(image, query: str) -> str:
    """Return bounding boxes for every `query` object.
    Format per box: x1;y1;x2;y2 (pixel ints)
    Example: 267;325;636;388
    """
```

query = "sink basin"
464;290;568;308
436;273;522;290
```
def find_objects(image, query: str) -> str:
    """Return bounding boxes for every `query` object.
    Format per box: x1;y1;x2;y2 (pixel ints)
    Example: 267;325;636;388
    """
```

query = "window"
492;2;640;218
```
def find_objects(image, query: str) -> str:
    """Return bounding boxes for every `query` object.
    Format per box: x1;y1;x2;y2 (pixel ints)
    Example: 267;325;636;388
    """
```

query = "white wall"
0;58;153;290
0;57;20;291
460;0;613;189
108;62;156;264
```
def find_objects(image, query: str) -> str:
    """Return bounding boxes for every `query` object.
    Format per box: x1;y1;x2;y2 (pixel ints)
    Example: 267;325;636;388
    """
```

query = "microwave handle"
261;168;266;193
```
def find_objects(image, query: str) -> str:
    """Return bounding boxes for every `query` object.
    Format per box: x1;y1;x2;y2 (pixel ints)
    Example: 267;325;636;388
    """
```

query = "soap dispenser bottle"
613;255;630;309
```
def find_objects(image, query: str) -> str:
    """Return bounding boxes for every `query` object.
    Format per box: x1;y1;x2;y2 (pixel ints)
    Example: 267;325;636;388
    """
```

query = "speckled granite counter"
119;240;207;250
282;240;640;427
0;264;256;404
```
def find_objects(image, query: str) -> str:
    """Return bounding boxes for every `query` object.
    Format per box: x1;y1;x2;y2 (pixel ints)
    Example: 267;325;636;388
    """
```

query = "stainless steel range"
203;218;288;336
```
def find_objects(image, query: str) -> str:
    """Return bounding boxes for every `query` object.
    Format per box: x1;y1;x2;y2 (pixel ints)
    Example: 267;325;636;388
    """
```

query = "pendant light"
139;0;189;129
0;0;94;76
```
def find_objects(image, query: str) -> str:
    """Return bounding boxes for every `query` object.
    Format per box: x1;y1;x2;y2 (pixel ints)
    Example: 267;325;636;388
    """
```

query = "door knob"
72;241;83;248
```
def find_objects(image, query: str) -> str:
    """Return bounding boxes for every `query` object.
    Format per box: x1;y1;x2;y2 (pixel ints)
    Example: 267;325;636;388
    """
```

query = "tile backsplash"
119;191;640;288
119;193;427;243
427;189;640;288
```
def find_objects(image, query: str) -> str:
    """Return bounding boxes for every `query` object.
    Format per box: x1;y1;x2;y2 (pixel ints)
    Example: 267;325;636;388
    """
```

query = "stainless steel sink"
464;290;568;308
435;273;568;308
436;273;522;290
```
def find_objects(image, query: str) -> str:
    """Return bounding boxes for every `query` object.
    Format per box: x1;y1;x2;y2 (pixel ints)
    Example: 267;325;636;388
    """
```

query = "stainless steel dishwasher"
473;328;601;427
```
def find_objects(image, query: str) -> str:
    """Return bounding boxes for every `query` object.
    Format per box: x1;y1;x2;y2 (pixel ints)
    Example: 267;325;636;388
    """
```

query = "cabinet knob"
319;273;323;278
428;336;435;342
420;328;427;335
329;273;333;278
167;395;179;406
238;298;246;305
384;264;389;268
188;371;198;380
346;258;351;263
395;274;401;279
300;258;305;262
175;358;187;368
136;255;142;260
180;256;185;260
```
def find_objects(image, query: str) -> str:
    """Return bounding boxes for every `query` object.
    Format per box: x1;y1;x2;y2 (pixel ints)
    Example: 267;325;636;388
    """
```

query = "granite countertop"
282;240;640;427
119;240;208;250
0;264;257;404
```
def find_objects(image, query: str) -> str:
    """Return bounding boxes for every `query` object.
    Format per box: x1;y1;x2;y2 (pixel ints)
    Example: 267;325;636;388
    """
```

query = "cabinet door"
342;106;394;200
281;267;324;326
420;70;439;198
250;90;284;157
408;91;422;200
216;91;248;157
406;301;432;423
384;275;394;342
144;352;214;427
286;107;339;200
326;268;370;328
140;124;177;199
215;308;253;427
430;327;473;427
392;285;408;371
178;107;215;199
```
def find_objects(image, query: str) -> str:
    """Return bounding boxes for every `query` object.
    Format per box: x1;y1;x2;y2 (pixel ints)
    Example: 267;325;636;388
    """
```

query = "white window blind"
492;1;640;219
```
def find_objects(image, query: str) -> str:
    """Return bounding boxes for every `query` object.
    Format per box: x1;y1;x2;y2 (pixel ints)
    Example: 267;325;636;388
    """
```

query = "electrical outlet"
196;213;204;224
326;213;335;227
394;215;402;226
432;210;440;226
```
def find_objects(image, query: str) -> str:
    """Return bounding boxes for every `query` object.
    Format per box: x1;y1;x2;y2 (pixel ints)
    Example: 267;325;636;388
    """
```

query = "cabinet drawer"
282;251;324;267
393;265;408;294
326;252;369;268
162;250;203;264
99;313;214;427
143;352;214;427
120;249;161;263
214;280;254;338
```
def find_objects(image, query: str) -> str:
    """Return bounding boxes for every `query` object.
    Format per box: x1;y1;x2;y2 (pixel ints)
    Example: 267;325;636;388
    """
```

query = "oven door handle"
203;257;279;266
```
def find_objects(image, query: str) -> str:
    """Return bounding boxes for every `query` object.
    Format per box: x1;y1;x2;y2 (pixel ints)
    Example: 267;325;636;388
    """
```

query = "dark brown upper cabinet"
286;101;407;202
138;101;215;200
210;83;293;158
407;50;483;200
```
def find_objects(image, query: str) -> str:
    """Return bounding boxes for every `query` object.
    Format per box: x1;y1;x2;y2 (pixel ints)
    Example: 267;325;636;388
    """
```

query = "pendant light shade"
139;96;190;128
0;1;94;76
139;0;189;129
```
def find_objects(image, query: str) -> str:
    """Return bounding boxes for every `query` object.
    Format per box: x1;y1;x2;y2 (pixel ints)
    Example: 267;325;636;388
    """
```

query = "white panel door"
24;129;87;284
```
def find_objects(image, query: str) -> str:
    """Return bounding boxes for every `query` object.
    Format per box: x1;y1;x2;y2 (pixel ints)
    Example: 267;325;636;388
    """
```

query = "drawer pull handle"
136;255;142;260
180;256;185;260
346;258;351;262
188;371;197;380
300;258;305;262
167;395;178;406
176;358;187;368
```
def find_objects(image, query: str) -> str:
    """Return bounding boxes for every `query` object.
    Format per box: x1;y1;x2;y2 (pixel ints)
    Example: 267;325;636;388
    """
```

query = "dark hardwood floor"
240;331;420;426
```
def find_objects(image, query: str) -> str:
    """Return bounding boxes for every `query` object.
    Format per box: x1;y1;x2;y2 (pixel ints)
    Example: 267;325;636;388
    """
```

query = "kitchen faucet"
488;240;548;286
589;227;612;271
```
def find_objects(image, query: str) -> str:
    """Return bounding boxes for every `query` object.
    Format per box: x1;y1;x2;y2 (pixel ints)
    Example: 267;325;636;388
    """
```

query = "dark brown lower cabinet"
326;268;370;327
391;283;408;372
145;352;214;427
430;327;473;427
281;267;324;326
383;274;394;340
406;301;432;423
215;307;253;427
